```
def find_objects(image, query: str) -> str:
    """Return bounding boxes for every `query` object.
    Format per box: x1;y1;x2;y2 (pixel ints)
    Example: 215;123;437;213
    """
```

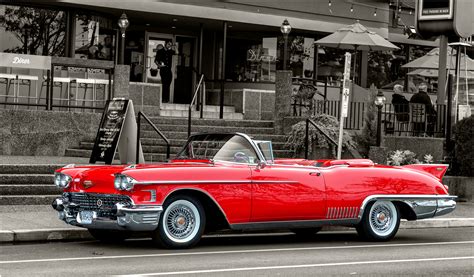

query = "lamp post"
280;19;291;70
117;13;129;64
374;90;386;147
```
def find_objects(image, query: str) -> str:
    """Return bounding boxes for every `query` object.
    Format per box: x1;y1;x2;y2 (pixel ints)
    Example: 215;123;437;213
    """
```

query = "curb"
1;218;473;243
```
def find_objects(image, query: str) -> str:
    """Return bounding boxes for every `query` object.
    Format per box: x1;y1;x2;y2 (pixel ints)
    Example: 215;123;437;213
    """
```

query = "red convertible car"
52;133;456;248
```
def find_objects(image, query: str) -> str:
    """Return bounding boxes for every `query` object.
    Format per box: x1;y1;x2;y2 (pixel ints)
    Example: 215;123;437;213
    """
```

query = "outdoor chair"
393;103;410;136
0;67;16;107
9;68;39;108
39;68;72;110
410;103;427;136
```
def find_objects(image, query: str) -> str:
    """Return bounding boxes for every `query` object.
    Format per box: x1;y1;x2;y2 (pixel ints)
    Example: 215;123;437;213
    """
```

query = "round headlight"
54;173;72;188
114;174;135;191
114;175;123;190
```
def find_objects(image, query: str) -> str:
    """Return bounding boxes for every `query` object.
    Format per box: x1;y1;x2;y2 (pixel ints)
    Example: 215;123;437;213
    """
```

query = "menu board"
89;99;129;164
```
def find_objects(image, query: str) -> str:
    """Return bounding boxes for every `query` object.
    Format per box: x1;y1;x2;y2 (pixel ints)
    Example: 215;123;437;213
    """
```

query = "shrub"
354;84;378;157
453;115;474;176
386;150;433;166
285;113;357;158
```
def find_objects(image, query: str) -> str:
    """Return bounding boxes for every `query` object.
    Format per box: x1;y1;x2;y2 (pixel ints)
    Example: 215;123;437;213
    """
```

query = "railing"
188;74;205;138
304;118;338;159
382;103;446;137
136;111;170;163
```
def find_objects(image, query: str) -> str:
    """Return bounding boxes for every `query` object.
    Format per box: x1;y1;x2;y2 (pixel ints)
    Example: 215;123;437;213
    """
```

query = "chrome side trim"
133;180;299;185
358;194;457;221
230;218;358;231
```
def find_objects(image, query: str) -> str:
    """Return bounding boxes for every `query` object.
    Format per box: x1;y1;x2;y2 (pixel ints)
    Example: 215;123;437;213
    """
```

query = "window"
74;13;116;61
0;5;66;56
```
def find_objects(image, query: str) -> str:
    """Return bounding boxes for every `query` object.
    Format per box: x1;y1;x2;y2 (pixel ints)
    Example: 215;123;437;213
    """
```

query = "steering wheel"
233;152;250;163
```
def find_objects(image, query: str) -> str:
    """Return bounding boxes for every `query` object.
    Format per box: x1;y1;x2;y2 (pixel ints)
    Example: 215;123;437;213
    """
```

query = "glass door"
174;36;196;104
145;32;175;103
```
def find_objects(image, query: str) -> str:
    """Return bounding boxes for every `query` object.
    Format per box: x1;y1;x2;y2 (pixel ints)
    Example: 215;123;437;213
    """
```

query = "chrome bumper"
402;197;457;219
52;195;162;231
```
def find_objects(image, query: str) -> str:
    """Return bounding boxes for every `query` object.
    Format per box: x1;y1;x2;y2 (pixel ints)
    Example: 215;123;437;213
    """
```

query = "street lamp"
374;90;386;147
280;19;291;70
117;13;129;64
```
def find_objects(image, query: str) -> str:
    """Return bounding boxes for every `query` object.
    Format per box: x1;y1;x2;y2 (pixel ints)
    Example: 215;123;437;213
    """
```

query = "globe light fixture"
117;13;129;64
280;19;291;70
374;90;386;146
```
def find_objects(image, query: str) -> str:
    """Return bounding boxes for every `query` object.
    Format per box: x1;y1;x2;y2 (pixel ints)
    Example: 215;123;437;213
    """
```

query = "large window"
74;13;116;61
0;4;66;56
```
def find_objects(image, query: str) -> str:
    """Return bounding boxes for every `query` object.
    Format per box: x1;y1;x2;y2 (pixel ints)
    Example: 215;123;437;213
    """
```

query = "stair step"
65;149;170;162
0;174;53;184
145;117;274;128
140;124;275;134
0;195;58;205
159;110;243;120
161;103;236;113
79;140;290;151
0;184;61;195
0;164;60;174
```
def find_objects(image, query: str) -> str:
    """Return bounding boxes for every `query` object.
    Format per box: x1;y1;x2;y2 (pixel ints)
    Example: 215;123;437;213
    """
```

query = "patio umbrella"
315;21;399;85
402;47;474;70
315;22;399;51
408;68;474;79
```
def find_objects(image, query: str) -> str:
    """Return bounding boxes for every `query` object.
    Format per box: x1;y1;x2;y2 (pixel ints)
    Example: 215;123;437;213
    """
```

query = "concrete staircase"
65;117;292;162
0;164;60;205
159;103;243;120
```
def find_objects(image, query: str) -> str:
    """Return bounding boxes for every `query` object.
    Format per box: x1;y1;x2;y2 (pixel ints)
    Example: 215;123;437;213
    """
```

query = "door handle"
309;172;321;176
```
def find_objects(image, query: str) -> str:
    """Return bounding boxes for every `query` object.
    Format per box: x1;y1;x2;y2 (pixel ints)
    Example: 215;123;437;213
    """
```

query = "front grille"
68;193;132;218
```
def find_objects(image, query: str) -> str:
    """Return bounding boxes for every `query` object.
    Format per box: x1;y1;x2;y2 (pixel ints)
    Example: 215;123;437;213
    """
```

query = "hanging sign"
341;53;352;118
0;52;51;70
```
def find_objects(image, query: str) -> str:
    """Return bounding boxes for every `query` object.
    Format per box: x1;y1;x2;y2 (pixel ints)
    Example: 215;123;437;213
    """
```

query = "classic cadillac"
52;133;456;248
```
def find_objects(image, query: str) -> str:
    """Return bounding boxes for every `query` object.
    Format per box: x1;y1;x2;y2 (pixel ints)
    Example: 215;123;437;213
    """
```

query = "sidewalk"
1;203;473;243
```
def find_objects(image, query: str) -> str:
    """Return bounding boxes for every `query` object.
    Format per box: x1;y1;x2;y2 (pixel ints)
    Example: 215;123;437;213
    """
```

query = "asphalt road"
1;228;473;276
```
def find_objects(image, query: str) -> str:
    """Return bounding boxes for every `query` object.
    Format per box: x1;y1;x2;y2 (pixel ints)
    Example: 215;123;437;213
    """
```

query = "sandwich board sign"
90;99;144;164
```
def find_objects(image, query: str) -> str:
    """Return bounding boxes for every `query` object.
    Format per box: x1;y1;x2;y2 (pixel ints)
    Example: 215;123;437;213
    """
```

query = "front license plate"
79;211;94;224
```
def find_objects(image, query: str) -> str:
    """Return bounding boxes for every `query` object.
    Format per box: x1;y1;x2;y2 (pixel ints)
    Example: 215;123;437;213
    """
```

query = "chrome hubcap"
162;199;201;243
369;201;397;236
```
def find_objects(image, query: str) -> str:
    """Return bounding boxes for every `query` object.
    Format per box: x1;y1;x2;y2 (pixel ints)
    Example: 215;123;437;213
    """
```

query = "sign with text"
341;52;352;118
90;99;129;164
418;0;453;21
0;52;51;70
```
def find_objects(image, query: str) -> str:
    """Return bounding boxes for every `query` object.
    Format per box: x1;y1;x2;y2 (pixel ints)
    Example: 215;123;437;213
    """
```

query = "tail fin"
402;164;449;181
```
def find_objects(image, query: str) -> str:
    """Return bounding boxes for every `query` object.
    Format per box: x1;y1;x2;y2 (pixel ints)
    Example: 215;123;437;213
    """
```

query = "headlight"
54;173;72;188
114;174;136;191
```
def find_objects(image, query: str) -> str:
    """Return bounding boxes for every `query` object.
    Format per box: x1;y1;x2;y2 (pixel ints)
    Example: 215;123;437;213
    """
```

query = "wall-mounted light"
350;4;354;13
374;8;377;17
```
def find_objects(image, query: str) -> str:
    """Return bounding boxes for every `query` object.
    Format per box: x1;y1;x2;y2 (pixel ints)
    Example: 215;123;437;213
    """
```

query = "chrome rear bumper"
52;194;162;231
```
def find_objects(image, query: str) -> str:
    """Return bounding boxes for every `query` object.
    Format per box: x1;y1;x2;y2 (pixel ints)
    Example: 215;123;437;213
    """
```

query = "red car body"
52;133;456;248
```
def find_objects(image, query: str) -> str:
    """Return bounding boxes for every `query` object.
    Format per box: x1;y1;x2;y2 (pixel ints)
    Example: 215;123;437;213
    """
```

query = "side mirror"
256;160;266;170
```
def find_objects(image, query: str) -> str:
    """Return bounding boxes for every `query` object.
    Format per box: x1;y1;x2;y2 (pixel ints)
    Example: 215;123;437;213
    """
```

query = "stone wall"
0;109;100;156
383;136;445;162
443;176;474;203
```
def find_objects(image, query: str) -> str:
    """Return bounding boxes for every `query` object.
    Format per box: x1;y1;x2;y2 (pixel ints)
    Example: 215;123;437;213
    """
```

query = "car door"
250;164;326;222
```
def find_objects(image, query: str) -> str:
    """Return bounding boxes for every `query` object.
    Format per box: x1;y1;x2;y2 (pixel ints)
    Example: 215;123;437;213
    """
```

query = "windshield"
176;134;260;164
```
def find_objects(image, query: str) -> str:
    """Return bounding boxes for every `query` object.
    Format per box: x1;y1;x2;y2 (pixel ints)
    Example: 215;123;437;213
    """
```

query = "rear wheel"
356;200;400;241
290;227;322;237
88;229;130;243
153;195;206;249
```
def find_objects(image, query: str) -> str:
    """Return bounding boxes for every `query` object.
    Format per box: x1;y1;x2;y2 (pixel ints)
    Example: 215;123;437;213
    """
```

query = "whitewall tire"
153;195;206;248
356;200;400;241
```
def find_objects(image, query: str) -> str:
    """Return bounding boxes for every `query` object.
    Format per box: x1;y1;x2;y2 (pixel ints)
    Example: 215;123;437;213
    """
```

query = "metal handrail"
304;118;338;159
136;111;170;163
188;74;205;137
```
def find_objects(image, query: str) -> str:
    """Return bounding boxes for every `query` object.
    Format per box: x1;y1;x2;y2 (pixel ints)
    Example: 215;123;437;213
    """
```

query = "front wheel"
153;195;206;249
356;200;400;241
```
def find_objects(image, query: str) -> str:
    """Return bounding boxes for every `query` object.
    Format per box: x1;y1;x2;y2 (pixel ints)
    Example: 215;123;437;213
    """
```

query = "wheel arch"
163;188;230;231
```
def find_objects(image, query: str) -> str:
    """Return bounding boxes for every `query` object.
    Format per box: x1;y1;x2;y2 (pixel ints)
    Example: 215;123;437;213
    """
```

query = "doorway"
145;32;196;104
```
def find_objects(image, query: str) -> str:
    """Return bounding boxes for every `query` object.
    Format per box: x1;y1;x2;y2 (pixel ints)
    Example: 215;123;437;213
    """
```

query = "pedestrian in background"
155;41;175;103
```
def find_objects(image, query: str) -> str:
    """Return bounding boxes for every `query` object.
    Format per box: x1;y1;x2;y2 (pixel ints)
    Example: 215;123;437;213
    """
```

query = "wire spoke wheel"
155;196;206;248
357;200;400;241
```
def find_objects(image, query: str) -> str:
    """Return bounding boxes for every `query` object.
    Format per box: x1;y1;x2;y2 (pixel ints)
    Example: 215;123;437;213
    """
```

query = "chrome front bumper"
52;194;162;231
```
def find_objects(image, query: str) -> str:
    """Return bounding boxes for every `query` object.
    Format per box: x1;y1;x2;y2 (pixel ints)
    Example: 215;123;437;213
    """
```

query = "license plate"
79;211;94;225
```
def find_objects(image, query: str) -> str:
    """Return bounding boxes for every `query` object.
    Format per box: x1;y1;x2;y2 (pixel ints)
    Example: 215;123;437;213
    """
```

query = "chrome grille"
68;193;132;218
